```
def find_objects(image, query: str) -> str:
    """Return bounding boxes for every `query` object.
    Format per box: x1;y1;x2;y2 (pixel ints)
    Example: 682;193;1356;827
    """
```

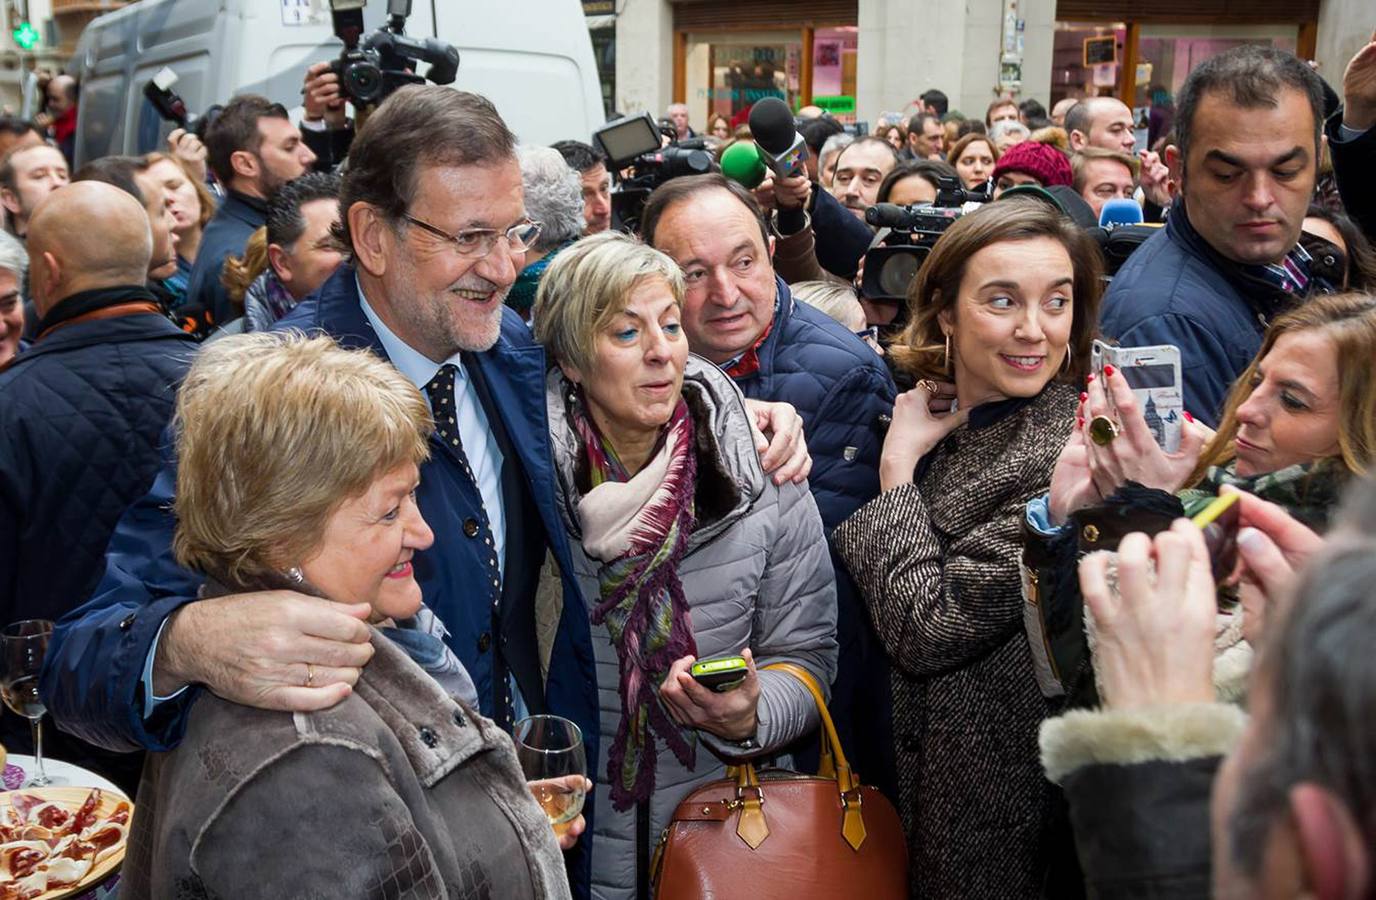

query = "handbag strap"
762;662;858;794
746;661;869;851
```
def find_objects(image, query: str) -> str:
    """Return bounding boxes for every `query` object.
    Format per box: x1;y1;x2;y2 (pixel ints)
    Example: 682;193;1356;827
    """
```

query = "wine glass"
513;715;587;838
2;620;54;787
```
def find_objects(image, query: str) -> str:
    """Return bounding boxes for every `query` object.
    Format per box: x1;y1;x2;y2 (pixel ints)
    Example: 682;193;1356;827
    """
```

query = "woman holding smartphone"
831;197;1103;899
1029;291;1376;705
531;232;837;900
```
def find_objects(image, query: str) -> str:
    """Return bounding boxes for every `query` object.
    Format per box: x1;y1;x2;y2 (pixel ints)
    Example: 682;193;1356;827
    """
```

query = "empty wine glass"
513;715;587;838
2;620;54;787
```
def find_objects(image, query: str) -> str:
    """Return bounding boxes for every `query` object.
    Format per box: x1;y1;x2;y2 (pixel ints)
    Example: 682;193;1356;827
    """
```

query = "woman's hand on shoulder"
1082;369;1208;497
659;648;760;742
878;381;967;491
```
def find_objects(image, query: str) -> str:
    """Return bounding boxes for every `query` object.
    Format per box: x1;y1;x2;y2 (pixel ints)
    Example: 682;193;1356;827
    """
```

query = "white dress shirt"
358;281;506;578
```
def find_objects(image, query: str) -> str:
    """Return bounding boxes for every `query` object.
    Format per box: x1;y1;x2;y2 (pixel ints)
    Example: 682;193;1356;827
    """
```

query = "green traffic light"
13;22;39;50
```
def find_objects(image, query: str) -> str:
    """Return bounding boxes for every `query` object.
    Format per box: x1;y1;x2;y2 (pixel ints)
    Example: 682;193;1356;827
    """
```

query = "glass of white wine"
513;714;587;838
2;619;54;787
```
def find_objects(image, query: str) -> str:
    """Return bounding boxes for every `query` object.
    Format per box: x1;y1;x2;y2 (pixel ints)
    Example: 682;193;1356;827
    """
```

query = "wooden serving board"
0;786;131;899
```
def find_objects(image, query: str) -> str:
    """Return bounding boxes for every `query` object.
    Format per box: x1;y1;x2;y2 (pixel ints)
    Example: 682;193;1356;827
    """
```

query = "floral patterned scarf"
571;392;699;811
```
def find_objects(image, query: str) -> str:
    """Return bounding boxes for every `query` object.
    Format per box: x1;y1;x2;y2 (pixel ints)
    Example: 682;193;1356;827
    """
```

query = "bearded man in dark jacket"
643;173;899;800
0;182;196;788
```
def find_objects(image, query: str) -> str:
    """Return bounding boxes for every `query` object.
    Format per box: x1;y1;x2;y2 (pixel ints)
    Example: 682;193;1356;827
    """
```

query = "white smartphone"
1091;339;1184;453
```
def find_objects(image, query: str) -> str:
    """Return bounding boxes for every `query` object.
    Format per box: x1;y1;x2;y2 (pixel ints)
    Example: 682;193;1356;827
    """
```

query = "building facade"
0;0;130;113
598;0;1366;133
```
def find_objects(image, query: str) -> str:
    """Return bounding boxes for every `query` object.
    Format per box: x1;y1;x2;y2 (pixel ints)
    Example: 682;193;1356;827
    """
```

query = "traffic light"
12;21;38;50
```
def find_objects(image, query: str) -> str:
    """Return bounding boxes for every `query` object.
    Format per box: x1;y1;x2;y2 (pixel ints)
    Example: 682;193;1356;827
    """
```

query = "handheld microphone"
1099;198;1144;228
720;141;769;190
748;97;808;178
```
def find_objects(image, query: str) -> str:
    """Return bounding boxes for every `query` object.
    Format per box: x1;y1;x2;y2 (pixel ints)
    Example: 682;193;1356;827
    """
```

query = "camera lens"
879;251;923;297
344;60;384;105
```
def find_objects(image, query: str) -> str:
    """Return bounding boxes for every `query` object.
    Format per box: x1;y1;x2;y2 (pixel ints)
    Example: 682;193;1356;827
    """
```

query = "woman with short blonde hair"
124;331;577;898
171;331;432;586
533;231;837;900
532;231;684;374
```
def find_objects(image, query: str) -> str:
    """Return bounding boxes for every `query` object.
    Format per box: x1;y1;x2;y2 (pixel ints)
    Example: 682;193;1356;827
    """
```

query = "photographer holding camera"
299;61;356;172
184;96;316;327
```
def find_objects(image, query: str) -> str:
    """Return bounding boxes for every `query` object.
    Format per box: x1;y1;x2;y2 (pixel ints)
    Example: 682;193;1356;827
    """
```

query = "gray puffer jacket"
547;355;839;900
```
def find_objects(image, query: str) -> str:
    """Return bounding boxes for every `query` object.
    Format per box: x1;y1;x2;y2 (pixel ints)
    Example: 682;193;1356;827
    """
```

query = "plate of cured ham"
0;787;131;900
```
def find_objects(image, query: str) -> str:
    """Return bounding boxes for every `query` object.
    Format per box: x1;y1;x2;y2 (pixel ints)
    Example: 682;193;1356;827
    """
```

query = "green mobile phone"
689;655;748;693
1192;492;1241;581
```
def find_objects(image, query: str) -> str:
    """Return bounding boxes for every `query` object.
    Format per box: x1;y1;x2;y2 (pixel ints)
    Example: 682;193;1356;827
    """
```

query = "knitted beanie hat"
991;141;1073;188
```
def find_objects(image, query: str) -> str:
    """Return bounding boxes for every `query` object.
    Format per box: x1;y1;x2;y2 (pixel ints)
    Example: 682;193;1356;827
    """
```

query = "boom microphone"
748;97;808;178
720;141;769;190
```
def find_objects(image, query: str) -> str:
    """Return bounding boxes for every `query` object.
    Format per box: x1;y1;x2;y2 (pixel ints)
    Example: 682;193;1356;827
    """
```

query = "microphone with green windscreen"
719;141;769;190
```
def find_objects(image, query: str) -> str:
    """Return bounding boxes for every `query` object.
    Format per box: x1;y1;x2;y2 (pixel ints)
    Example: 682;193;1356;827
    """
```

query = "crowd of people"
0;27;1373;900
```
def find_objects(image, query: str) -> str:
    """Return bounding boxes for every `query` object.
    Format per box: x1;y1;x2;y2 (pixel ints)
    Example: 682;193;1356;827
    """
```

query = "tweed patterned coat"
833;382;1077;899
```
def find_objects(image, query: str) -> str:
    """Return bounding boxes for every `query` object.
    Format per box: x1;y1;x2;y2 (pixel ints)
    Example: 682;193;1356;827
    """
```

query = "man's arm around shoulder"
40;459;205;752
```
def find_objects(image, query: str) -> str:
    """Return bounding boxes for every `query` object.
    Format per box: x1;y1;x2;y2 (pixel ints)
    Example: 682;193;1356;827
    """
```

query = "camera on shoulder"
327;0;459;110
591;113;716;233
860;176;990;318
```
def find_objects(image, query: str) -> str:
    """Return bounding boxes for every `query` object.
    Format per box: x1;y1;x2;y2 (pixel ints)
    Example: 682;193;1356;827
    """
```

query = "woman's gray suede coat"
121;630;571;899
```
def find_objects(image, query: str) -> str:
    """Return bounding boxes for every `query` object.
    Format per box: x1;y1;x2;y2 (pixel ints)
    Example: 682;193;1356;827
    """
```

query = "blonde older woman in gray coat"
532;232;838;900
121;333;574;899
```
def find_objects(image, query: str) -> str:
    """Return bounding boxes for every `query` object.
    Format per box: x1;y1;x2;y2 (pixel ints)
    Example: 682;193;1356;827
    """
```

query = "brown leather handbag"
650;662;908;899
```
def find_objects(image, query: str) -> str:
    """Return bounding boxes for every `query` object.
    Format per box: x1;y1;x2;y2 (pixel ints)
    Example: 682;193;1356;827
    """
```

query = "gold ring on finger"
916;379;938;396
1088;415;1120;446
306;664;315;687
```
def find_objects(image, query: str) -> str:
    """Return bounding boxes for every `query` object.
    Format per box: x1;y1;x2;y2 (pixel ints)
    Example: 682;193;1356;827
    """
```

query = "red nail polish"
1103;364;1116;377
1184;410;1194;423
1086;373;1095;383
1077;416;1084;429
1079;392;1088;403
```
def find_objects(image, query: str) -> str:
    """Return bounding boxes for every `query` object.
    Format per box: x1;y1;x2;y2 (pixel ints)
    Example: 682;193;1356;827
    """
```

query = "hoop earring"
1061;351;1072;376
943;332;951;374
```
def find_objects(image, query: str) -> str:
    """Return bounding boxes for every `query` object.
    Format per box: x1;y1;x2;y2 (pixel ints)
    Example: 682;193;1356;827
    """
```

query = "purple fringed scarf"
571;394;699;811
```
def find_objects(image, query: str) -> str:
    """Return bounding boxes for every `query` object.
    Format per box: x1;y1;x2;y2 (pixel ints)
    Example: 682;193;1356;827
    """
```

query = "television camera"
592;112;715;233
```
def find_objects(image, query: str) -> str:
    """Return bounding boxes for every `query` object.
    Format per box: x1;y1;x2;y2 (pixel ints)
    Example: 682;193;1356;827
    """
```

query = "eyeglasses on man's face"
401;212;543;260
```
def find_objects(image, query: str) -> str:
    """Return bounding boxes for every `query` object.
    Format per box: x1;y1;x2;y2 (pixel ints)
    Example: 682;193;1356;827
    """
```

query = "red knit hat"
991;141;1073;188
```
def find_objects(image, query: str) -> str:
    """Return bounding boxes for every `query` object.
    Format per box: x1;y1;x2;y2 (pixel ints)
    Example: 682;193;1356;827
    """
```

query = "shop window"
1050;21;1127;107
1135;24;1297;146
685;31;802;131
812;27;858;123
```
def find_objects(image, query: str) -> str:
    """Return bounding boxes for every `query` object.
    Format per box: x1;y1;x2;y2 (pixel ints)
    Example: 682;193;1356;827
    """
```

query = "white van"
71;0;606;166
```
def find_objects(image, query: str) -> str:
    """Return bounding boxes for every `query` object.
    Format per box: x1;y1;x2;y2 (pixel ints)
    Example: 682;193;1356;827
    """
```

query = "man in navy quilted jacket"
642;174;899;801
0;181;196;787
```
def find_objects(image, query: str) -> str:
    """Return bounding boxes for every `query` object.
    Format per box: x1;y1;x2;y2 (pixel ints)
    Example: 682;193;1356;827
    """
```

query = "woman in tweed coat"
532;233;838;900
833;197;1103;898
